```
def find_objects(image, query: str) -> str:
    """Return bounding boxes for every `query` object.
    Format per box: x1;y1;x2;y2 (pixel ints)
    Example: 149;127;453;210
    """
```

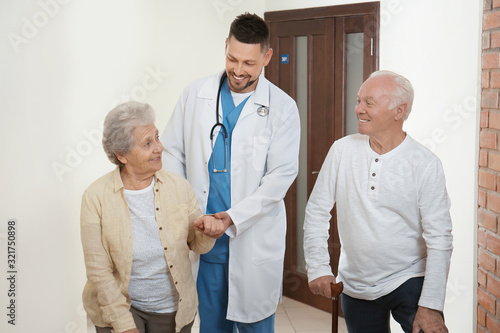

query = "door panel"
268;17;336;311
295;35;308;275
345;31;365;135
265;2;379;313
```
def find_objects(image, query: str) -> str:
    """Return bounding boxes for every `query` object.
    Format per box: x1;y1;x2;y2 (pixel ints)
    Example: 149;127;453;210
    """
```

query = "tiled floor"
192;296;347;333
86;296;347;332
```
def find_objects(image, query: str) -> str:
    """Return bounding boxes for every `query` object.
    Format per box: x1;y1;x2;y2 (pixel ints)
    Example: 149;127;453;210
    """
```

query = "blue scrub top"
202;77;250;263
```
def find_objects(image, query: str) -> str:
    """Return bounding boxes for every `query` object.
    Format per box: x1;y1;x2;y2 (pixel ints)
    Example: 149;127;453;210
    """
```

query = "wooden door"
265;2;379;313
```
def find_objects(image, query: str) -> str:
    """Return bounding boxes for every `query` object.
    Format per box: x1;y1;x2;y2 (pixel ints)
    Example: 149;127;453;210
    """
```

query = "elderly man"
303;70;453;333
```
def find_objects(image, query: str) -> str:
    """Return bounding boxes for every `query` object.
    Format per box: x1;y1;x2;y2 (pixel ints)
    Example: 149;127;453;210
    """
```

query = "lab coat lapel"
198;70;225;122
238;74;270;121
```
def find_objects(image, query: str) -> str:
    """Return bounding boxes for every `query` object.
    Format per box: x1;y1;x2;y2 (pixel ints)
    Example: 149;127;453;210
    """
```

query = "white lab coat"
161;70;300;323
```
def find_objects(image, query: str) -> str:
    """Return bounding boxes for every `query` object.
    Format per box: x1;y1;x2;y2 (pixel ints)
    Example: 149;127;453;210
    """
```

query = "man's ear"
263;48;273;67
394;103;407;121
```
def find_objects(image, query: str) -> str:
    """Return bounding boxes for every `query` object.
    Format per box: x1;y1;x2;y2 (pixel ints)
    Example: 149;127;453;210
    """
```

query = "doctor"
161;13;300;333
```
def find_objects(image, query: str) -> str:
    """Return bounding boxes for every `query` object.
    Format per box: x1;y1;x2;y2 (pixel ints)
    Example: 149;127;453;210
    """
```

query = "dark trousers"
341;277;439;333
95;306;193;333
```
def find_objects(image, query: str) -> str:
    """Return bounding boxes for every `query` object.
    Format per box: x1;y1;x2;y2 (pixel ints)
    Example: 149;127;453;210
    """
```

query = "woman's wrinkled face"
120;124;163;176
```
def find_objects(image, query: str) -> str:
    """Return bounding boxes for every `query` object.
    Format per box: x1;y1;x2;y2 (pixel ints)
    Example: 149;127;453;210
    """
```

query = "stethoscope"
210;72;270;173
210;73;229;173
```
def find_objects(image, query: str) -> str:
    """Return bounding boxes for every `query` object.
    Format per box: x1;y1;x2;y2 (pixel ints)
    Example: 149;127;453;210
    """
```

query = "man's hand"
214;211;233;230
193;214;227;239
122;329;139;333
308;275;336;298
412;306;448;333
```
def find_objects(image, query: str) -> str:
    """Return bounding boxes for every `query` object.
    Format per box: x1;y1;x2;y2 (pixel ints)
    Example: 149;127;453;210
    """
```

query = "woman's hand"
194;215;226;238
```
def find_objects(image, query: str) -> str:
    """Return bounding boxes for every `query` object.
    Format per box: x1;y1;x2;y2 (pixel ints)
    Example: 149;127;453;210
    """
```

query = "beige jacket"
80;167;214;333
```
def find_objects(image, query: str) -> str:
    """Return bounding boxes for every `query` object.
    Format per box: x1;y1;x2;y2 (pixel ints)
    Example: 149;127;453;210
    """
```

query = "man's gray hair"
369;70;414;120
102;101;155;166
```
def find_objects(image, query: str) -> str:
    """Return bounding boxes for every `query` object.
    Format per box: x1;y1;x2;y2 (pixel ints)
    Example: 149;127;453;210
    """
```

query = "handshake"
194;212;233;239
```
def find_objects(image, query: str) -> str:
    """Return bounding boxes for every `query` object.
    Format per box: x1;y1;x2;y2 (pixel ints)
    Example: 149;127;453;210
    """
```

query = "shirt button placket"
368;157;381;199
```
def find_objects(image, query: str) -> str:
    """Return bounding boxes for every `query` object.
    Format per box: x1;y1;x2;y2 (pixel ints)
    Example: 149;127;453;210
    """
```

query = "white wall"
0;1;264;332
0;0;480;332
267;0;481;332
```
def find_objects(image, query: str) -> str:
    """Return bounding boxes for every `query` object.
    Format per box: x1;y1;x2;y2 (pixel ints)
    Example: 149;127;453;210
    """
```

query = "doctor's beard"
227;71;258;93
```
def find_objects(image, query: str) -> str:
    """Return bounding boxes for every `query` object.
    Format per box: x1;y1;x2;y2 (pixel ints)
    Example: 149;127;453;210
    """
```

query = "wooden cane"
331;281;344;333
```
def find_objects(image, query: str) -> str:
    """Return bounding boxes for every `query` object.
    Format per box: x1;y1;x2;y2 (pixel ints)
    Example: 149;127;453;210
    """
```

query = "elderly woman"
81;101;219;333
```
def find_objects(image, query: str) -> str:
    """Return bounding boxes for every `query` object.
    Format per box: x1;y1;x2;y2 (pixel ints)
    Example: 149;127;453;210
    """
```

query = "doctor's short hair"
102;101;155;166
369;70;414;120
228;13;270;52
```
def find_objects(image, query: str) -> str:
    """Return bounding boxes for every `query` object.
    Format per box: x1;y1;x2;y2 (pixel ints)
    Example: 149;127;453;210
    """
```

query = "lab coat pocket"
251;209;285;265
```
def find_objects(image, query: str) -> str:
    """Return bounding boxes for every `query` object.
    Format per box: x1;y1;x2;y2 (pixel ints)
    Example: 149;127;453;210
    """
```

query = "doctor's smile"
230;72;249;82
226;71;256;92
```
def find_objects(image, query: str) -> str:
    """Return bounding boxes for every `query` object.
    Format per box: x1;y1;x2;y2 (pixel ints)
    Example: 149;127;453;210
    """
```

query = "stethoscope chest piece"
257;106;269;117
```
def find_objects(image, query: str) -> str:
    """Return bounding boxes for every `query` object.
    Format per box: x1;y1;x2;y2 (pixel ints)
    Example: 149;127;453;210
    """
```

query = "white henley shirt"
303;134;453;311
